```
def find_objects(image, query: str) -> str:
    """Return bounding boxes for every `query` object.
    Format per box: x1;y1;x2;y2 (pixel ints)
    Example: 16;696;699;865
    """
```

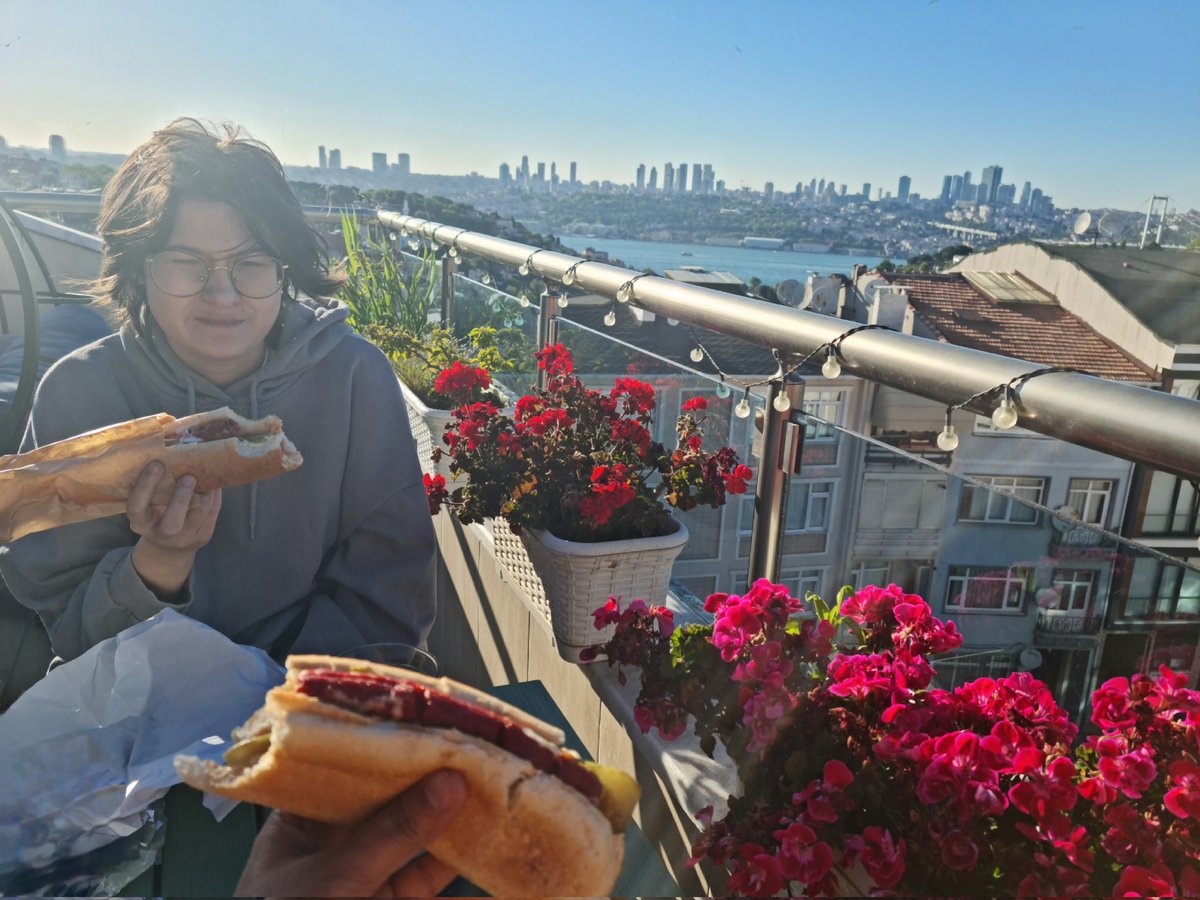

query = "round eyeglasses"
147;250;287;299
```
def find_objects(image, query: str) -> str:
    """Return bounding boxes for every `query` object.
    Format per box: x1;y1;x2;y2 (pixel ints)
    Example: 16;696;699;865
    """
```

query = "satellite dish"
1072;211;1093;235
1018;648;1044;671
808;293;831;314
776;279;802;305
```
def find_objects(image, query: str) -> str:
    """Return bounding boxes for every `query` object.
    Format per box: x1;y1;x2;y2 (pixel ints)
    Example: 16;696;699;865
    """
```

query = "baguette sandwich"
175;655;640;898
0;407;301;543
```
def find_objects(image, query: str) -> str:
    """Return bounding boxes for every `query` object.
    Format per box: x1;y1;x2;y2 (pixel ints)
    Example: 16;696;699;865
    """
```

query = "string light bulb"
518;293;531;308
616;283;632;303
561;261;584;286
690;347;704;363
735;392;752;419
991;389;1019;430
559;295;569;308
481;273;492;285
716;382;731;399
937;408;960;451
821;345;842;379
772;391;792;412
518;252;537;276
604;309;617;327
408;239;420;251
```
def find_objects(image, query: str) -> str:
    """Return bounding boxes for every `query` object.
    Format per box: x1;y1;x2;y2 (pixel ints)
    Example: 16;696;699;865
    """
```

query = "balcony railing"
1036;608;1102;635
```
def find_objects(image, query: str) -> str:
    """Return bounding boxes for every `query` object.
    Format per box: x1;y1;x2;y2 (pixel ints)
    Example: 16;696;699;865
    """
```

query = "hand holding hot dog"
129;462;222;598
236;770;467;898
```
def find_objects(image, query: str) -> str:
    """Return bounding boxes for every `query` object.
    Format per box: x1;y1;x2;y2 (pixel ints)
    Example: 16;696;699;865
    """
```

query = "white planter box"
492;518;689;662
397;377;455;481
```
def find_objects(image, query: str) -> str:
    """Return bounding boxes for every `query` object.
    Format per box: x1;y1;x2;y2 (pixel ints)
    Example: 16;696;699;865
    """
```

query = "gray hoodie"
0;300;436;662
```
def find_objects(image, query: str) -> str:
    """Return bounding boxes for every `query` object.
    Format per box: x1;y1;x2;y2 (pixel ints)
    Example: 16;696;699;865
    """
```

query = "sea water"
565;236;884;290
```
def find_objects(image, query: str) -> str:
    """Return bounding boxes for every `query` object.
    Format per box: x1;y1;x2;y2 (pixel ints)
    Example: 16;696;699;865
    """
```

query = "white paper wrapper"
0;609;283;887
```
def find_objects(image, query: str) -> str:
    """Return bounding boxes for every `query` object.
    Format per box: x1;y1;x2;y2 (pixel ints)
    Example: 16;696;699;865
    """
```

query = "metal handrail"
378;211;1200;483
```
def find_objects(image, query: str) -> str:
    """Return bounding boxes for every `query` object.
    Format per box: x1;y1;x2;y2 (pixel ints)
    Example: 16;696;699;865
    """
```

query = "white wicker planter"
492;518;689;662
397;377;455;481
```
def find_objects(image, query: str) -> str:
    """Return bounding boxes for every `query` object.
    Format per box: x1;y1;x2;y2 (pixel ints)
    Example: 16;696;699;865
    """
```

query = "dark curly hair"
93;117;344;332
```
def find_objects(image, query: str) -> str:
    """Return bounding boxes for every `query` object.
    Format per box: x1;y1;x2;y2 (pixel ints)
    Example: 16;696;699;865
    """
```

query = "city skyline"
2;0;1198;212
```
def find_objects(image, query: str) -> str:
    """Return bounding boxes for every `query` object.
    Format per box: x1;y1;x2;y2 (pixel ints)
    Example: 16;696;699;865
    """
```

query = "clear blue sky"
2;0;1197;211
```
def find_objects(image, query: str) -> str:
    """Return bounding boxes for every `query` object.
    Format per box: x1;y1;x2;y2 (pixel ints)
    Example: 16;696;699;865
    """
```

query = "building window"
1065;479;1114;526
852;563;891;589
781;567;824;600
800;390;844;442
1123;556;1200;621
787;481;833;532
946;566;1028;612
1049;569;1096;613
738;481;834;536
958;476;1043;524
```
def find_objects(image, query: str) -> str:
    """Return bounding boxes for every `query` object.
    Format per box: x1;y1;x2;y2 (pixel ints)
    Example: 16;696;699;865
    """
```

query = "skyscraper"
898;175;912;204
677;163;688;193
692;163;702;193
1019;181;1032;209
862;182;871;200
536;162;546;184
398;153;411;179
648;166;658;191
703;163;713;193
329;149;342;169
48;134;65;161
318;146;327;169
499;162;512;185
569;161;577;184
764;181;774;201
636;163;645;191
715;179;726;194
940;175;953;204
372;152;387;174
980;165;1003;203
521;155;530;183
818;178;826;195
664;163;675;193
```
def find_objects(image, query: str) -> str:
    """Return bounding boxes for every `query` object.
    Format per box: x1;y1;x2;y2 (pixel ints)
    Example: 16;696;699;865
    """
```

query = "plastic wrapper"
0;610;283;894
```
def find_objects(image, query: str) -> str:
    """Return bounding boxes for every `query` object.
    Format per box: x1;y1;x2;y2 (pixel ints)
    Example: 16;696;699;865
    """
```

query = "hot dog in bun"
0;407;301;542
175;655;640;898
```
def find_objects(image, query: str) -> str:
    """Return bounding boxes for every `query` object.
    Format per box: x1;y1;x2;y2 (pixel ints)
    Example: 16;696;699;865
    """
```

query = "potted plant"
588;581;1200;896
336;213;526;477
425;343;753;660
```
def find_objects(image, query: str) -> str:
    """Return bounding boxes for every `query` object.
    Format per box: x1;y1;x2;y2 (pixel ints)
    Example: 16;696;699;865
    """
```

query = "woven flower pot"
492;517;689;662
397;377;455;481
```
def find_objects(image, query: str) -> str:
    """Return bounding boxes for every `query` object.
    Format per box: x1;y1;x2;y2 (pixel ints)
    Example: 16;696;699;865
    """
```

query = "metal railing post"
440;253;457;326
746;372;808;587
536;288;560;391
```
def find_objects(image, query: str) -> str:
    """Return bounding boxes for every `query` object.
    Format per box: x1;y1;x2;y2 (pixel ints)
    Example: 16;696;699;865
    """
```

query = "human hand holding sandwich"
237;770;468;898
128;461;223;599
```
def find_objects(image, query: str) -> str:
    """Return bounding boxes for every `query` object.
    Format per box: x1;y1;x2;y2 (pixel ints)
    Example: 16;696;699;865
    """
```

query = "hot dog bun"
0;407;301;542
175;656;627;898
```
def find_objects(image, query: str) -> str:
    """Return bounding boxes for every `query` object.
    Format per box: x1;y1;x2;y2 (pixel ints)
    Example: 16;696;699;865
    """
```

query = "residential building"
898;176;911;204
372;152;387;174
328;149;341;169
842;267;1157;719
678;163;688;193
692;164;702;194
398;153;410;179
636;164;645;191
318;145;326;169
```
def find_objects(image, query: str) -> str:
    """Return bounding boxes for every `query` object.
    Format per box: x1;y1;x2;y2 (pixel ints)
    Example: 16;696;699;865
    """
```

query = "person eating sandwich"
0;118;436;664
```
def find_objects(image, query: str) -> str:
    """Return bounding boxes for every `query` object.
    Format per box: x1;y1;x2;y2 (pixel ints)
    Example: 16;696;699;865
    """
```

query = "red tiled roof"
881;272;1157;383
